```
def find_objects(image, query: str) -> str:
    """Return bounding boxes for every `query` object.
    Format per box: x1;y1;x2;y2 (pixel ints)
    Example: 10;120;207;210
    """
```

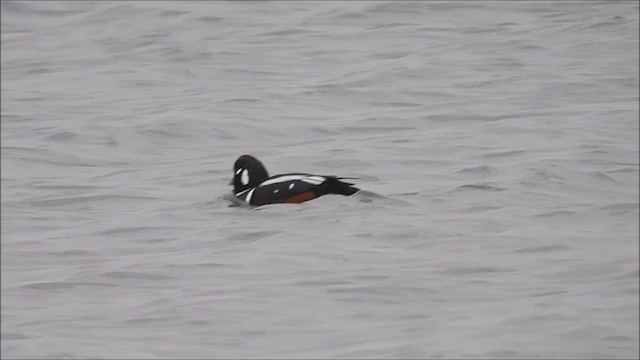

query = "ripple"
482;150;527;158
34;184;106;190
515;244;570;253
125;316;175;324
455;183;506;192
531;290;568;297
603;334;636;342
101;226;152;235
138;128;189;139
440;266;510;276
369;52;413;60
27;195;156;207
1;333;30;340
102;271;172;281
47;249;97;257
333;11;367;20
262;29;317;36
587;171;627;185
534;210;575;218
219;97;261;103
46;131;76;141
597;203;638;214
22;281;116;290
456;165;497;175
194;15;222;22
225;231;283;241
160;10;189;17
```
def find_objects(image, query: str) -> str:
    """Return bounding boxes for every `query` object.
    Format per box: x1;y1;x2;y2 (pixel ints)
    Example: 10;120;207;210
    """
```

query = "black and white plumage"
231;155;359;206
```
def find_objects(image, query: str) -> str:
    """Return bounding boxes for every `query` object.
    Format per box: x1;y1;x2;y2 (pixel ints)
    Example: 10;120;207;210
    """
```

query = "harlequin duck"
231;155;359;206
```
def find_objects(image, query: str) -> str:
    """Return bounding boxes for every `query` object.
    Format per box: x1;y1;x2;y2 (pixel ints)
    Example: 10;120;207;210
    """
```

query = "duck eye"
241;169;249;185
235;168;243;175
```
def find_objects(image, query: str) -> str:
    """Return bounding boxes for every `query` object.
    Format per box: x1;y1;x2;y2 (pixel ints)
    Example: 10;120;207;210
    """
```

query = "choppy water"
1;1;638;359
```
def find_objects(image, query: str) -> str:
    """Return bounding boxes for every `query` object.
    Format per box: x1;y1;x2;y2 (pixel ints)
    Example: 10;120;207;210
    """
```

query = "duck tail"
326;177;360;196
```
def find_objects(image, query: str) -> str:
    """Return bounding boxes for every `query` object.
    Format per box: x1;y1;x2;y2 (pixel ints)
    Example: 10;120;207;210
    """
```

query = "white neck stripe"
236;188;252;196
245;188;255;203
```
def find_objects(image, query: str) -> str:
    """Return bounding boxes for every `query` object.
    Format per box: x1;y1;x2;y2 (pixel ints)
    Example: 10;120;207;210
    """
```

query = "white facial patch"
241;169;249;185
289;183;295;190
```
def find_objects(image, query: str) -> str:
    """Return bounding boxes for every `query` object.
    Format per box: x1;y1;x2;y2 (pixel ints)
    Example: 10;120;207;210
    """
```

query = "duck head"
231;155;270;194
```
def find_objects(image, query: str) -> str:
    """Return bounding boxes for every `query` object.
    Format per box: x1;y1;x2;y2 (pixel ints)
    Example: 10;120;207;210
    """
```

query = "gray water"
1;1;638;359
